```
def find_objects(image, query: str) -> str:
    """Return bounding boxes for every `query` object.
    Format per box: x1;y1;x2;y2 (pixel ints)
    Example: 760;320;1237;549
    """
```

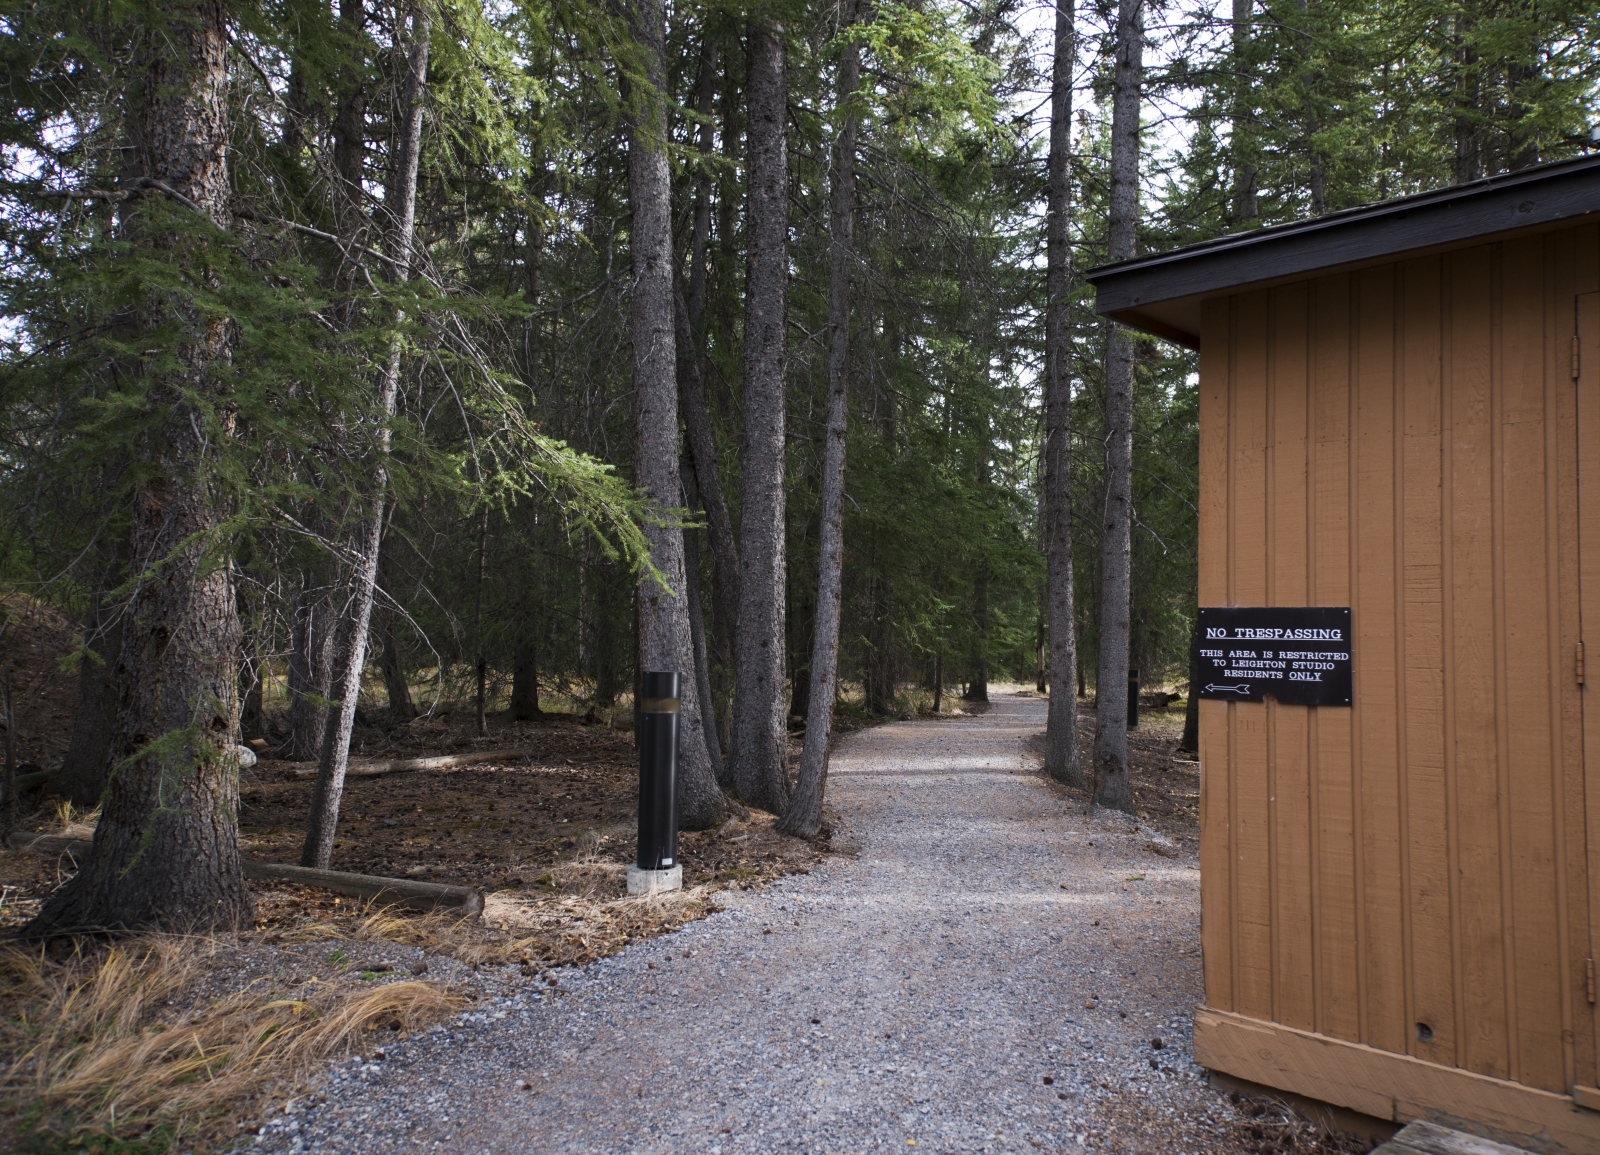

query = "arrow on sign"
1205;684;1251;695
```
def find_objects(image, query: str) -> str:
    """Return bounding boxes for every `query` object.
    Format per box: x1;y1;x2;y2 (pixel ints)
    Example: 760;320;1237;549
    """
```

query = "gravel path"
255;691;1249;1155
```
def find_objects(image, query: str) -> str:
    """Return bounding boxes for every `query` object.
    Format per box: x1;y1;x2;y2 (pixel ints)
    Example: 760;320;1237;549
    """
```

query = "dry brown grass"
0;934;464;1153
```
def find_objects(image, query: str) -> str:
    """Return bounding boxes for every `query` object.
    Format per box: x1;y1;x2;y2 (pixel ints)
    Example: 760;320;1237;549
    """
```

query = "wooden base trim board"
1194;1008;1600;1155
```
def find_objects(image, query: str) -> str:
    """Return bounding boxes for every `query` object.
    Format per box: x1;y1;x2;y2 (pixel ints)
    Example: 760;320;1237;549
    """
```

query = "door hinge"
1578;640;1587;685
1588;957;1596;1004
1575;334;1583;381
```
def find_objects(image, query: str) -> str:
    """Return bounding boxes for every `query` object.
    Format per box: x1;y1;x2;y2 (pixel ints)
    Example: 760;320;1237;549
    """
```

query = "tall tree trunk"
1180;625;1200;754
964;572;989;703
376;538;415;720
3;677;16;835
473;504;489;738
730;17;791;813
1452;10;1481;185
1044;0;1083;787
302;6;430;869
677;34;739;743
57;564;125;807
681;460;725;782
381;612;414;719
675;287;739;676
284;571;336;760
864;571;893;714
331;0;366;215
1093;0;1142;813
29;0;252;936
237;574;266;741
625;0;727;829
1230;0;1257;224
932;652;943;714
1036;601;1049;694
780;9;859;838
514;185;547;725
1297;0;1325;215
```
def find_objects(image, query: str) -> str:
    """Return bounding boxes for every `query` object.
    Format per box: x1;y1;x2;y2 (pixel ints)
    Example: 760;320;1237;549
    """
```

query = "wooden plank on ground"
1193;1007;1600;1154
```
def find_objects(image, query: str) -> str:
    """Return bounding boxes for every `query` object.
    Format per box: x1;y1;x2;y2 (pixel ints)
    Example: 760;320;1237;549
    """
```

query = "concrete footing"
627;864;682;896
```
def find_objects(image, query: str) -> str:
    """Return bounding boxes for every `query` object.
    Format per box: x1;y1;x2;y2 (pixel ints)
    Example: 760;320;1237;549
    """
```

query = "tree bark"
780;9;859;838
57;579;124;808
510;640;542;719
3;678;18;834
675;285;739;681
681;460;725;782
284;571;337;760
302;5;430;869
625;0;727;830
964;572;989;703
730;17;791;813
676;33;739;742
1452;11;1481;185
1093;0;1142;813
331;0;368;260
1044;0;1084;788
1229;0;1258;224
473;504;489;738
1180;626;1200;754
28;0;252;936
238;586;265;744
381;612;415;719
376;539;415;720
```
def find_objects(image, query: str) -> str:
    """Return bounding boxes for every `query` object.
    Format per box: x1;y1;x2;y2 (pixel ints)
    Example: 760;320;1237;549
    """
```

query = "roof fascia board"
1087;159;1600;331
1103;213;1595;349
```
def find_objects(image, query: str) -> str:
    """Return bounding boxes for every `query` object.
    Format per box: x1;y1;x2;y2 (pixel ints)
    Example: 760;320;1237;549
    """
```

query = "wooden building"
1087;155;1600;1153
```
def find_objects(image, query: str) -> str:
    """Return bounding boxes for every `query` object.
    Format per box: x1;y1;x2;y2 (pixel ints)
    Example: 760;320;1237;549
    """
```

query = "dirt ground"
1018;690;1200;848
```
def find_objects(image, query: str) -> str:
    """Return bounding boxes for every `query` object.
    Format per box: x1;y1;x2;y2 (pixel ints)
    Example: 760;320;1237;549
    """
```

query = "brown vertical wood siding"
1197;225;1600;1109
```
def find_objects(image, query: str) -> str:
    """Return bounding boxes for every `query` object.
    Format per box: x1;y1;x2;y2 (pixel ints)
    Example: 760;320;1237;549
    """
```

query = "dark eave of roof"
1085;153;1600;349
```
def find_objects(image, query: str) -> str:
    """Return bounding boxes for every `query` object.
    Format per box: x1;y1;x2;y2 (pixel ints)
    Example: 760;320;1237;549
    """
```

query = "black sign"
1195;607;1352;706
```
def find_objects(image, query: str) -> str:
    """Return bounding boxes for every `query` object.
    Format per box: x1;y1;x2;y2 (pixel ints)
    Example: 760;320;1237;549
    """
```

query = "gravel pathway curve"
256;691;1247;1155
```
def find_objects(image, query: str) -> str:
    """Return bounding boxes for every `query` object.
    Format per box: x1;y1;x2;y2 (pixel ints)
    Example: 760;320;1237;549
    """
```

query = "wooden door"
1578;289;1600;1101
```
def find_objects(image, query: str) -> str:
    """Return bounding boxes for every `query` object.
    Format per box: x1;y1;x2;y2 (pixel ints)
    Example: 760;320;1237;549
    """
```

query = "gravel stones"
249;692;1261;1155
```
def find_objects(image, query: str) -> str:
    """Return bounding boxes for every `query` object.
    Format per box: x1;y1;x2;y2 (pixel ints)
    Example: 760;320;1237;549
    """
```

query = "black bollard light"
630;670;682;895
1127;667;1140;729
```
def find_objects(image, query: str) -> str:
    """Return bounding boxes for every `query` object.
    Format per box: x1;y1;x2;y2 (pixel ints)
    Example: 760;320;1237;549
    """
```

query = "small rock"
1042;1076;1054;1085
1150;1037;1164;1049
234;744;258;768
409;961;429;976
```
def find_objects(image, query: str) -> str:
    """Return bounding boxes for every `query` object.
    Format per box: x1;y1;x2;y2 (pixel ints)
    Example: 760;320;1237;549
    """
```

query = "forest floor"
0;694;986;1153
0;665;1365;1155
242;690;1379;1155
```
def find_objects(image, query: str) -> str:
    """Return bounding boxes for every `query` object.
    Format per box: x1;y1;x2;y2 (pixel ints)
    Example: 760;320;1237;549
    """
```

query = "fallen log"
280;745;538;781
12;766;54;793
5;831;484;916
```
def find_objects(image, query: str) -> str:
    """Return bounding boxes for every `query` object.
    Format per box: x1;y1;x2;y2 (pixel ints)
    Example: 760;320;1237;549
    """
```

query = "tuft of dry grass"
46;799;99;842
0;935;464;1152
